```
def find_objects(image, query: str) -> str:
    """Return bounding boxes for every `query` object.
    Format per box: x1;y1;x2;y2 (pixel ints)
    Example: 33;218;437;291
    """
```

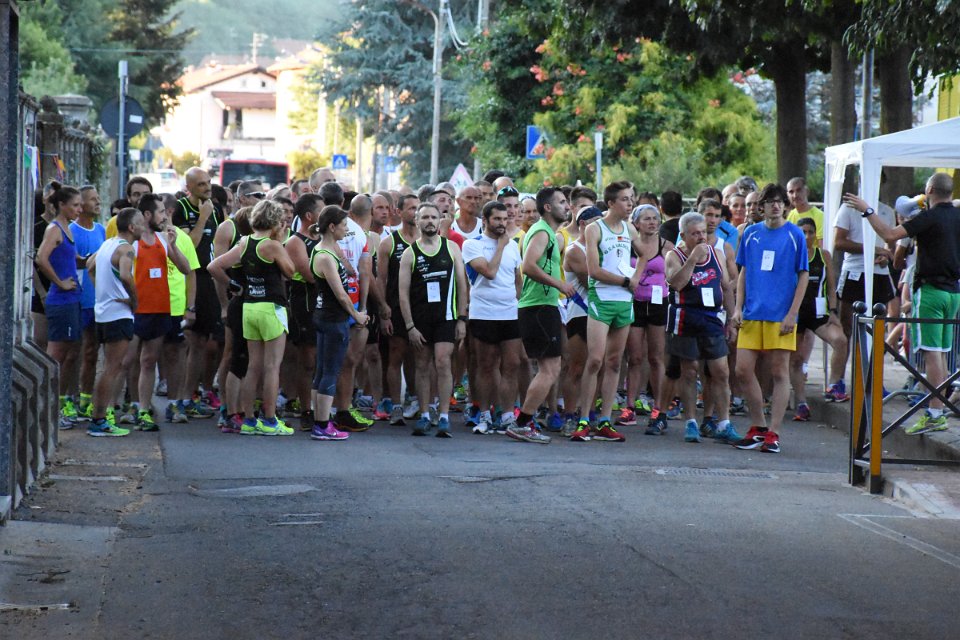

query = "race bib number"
815;297;827;316
761;250;775;271
701;287;715;307
619;261;635;278
149;268;162;279
847;270;861;281
650;285;663;305
427;281;441;303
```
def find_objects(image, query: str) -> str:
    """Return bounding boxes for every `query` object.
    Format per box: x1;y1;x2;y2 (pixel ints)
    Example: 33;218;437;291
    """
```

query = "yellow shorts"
737;320;796;351
243;302;288;342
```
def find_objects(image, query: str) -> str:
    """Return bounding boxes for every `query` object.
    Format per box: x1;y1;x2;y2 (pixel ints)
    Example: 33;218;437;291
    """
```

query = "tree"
19;1;88;96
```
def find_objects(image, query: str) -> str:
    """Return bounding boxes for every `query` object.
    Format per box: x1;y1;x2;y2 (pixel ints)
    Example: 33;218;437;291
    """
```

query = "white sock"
928;408;943;418
439;413;449;421
421;412;431;420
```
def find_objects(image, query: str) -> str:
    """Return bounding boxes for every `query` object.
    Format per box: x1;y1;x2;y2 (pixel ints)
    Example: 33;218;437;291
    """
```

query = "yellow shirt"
787;206;824;241
105;214;118;239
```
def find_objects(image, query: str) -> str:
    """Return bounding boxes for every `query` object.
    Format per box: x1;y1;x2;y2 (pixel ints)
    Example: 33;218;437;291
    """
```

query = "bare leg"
736;348;766;428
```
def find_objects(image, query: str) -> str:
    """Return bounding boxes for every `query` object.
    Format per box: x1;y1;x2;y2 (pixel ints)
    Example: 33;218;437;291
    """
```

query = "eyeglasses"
763;199;784;205
497;186;519;197
245;191;266;200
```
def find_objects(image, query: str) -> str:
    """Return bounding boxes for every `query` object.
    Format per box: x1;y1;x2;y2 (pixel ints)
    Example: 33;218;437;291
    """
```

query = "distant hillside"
175;0;344;66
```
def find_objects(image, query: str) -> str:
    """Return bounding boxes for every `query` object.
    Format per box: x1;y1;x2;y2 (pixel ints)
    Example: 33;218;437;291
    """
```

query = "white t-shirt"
337;216;369;272
452;216;483;241
834;202;895;275
462;235;521;320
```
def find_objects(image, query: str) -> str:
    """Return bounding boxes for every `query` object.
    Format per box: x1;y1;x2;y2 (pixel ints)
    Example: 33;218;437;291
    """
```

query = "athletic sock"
929;408;944;418
439;413;449;421
517;411;532;425
421;412;431;420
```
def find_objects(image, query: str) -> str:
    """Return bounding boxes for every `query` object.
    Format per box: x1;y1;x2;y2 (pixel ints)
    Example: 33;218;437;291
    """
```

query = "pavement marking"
268;521;325;526
188;484;316;498
0;601;76;612
61;459;148;468
654;467;778;479
839;513;960;571
47;474;128;482
269;513;325;526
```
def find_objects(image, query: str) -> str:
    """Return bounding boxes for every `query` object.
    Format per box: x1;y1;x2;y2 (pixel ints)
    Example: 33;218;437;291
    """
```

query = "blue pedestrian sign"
526;125;546;160
332;154;348;170
384;155;398;174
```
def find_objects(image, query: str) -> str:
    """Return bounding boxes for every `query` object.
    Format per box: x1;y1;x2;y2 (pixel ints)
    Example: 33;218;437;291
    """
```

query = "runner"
71;185;106;422
398;203;468;437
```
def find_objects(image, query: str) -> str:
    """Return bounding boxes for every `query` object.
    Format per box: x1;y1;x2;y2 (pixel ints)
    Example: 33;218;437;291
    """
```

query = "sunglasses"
245;191;266;199
497;186;520;197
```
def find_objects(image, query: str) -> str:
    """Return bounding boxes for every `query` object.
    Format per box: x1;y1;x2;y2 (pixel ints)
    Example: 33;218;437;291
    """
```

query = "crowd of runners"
34;165;957;451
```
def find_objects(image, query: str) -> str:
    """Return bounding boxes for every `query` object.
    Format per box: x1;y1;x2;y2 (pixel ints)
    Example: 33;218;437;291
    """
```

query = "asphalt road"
4;410;960;639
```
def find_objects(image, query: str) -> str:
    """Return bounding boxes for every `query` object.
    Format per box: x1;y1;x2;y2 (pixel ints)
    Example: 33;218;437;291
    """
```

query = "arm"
449;242;469;342
523;230;574;296
263;240;297;279
376;236;394;334
116;245;138;312
780;271;810;334
315;252;367;325
563;243;588;289
843;194;909;243
186;200;215;248
732;268;747;327
893;241;910;271
358;254;372;311
466;235;509;280
207;238;246;309
213;219;234;261
366;232;387;311
665;244;707;290
397;248;423;347
822;248;841;323
165;229;191;275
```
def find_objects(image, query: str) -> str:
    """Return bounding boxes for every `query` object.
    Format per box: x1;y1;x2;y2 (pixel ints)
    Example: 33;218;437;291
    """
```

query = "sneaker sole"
87;430;129;437
734;441;765;450
435;430;452;438
593;436;625;442
311;434;349;441
506;430;550;444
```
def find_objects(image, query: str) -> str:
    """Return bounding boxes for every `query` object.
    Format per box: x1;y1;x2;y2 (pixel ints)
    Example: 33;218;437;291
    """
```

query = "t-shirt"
105;214;118;239
168;227;199;316
659;217;681;244
519;219;561;308
337;216;369;305
70;220;106;310
834;202;895;275
901;202;960;293
736;221;809;322
452;217;482;241
787;205;824;241
462;235;521;320
716;219;739;250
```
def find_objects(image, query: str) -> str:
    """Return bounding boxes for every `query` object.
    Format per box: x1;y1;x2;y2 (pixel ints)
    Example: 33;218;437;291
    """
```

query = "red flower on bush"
541;96;555;107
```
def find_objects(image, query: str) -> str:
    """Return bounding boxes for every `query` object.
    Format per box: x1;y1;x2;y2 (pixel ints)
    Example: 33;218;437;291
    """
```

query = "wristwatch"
621;276;631;289
861;207;875;218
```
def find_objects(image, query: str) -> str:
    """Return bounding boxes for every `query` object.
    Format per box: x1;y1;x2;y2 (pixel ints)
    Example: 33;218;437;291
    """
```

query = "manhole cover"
654;468;777;479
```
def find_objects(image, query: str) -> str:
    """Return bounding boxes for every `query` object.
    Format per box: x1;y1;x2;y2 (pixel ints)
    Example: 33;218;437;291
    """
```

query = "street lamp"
399;0;445;184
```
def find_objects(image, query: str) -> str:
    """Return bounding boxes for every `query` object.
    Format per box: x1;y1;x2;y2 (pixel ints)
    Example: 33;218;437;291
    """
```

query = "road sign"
99;96;145;139
384;155;398;174
449;163;473;191
332;154;348;170
526;125;546;160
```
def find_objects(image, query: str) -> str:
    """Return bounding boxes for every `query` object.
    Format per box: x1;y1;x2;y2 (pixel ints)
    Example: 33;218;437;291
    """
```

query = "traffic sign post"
526;125;546;160
332;154;349;171
594;131;603;195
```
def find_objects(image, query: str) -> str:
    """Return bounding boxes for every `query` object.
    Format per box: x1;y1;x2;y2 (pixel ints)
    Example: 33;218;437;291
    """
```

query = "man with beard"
462;201;522;435
398;203;468;437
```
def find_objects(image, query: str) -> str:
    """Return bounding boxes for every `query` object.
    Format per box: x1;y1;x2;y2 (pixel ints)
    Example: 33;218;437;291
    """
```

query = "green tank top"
519;219;560;308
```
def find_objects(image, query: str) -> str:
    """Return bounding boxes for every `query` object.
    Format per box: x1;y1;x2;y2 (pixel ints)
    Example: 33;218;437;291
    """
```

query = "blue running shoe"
699;416;718;438
714;421;743;443
666;400;682;420
435;416;452;438
645;415;667;435
412;416;431;436
545;412;564;432
684;419;701;443
464;404;481;427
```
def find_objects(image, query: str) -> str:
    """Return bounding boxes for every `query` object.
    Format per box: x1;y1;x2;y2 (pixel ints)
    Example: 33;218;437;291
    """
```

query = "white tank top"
588;219;633;302
94;237;134;322
564;240;589;320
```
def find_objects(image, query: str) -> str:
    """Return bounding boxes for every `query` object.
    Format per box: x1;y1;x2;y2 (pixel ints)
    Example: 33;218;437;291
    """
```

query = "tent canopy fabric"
822;117;960;310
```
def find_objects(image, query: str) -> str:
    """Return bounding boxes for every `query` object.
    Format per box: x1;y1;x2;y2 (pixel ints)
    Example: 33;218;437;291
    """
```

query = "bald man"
492;176;515;193
309;167;336;192
452;186;483;240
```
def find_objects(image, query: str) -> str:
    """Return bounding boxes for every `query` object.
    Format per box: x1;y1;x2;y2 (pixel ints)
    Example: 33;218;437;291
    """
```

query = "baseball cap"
577;206;603;223
895;194;923;220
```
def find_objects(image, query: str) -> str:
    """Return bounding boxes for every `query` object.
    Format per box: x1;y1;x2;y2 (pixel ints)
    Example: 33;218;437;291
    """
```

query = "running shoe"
428;405;439;427
545;412;564;432
374;399;391;421
355;394;375;410
389;406;406;426
311;422;349;441
905;412;949;436
760;431;781;453
59;410;76;430
714;422;743;443
61;397;79;423
464;404;481;427
729;396;747;415
239;418;260;435
282;397;302;418
699;416;718;439
336;409;372;432
136;409;159;432
221;414;243;434
166;402;189;424
77;394;93;422
453;384;468;403
473;414;493;435
570;420;592;442
435;416;452;438
793;402;811;422
350;406;374;425
87;418;130;437
255;417;293;436
506;420;551;444
495;414;515;435
616;408;637;426
684;419;701;443
665;399;682;420
373;407;390;421
403;398;420;420
448;396;461;413
156;379;168;396
412;415;431;436
204;389;222;411
645;415;667;436
105;406;117;427
299;410;315;432
594;423;626;442
634;396;653;415
734;426;768;450
561;414;578;437
184;400;215;419
824;380;849;403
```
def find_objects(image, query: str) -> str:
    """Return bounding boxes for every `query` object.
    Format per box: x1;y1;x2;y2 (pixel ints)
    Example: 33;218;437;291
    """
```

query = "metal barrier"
848;302;960;494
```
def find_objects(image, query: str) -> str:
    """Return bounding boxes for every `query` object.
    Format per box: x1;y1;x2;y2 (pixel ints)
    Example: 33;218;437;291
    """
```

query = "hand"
455;320;466;343
725;322;739;342
842;193;869;213
779;316;797;335
408;327;426;350
690;242;710;262
183;309;196;328
354;311;369;327
729;311;742;329
381;317;393;336
166;227;178;245
497;232;510;248
199;199;214;220
59;277;77;291
559;281;576;297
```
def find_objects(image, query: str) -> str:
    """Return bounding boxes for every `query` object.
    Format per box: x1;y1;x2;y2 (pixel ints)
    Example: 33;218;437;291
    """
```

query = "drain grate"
654;467;777;479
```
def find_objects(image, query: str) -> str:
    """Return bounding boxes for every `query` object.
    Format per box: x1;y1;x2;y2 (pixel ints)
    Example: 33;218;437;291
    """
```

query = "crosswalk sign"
526;125;546;160
332;154;348;170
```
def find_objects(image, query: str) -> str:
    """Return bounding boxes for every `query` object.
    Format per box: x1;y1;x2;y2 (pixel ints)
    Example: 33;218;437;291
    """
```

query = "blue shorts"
164;316;185;344
134;313;173;341
97;319;134;344
81;307;96;331
46;302;81;342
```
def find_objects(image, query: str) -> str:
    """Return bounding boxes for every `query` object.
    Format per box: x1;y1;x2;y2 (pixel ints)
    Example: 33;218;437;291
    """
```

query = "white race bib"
650;285;663;305
847;270;861;281
427;281;441;303
761;250;775;271
619;262;635;278
701;287;715;307
149;267;162;279
815;297;827;316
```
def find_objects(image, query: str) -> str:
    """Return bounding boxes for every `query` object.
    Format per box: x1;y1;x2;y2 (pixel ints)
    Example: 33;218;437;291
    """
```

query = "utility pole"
430;0;445;184
860;50;874;141
355;113;363;191
473;0;489;181
117;60;128;200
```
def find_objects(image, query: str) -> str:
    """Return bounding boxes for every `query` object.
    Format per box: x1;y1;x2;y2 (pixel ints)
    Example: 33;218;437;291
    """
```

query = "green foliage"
158;148;201;175
19;1;87;96
87;132;112;187
287;149;329;181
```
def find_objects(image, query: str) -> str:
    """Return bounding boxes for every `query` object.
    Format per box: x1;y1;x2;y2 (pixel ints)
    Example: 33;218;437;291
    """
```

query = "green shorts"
243;302;288;342
911;284;960;352
587;293;634;329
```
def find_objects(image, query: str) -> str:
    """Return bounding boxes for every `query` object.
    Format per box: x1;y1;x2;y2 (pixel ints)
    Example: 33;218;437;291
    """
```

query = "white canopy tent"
823;116;960;310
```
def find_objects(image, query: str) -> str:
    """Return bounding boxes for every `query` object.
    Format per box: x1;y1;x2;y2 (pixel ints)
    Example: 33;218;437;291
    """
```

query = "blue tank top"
667;244;724;337
45;221;81;306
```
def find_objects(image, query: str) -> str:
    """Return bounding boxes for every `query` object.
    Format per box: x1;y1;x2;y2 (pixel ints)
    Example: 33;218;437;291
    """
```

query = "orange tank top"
134;236;171;314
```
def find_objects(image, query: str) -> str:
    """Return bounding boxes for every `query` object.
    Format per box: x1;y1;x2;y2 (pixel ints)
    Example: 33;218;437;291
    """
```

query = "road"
3;408;959;639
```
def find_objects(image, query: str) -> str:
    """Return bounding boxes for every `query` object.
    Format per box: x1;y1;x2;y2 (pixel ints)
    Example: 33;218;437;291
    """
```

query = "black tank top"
312;248;350;323
800;247;827;317
387;229;414;308
287;231;320;314
225;219;246;286
241;237;286;305
410;237;457;324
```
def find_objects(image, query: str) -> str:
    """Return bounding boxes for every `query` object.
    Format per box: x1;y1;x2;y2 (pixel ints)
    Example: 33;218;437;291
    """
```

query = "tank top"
800;247;827;318
564;240;589;320
519;219;561;308
633;236;667;303
133;235;171;314
386;229;415;308
241;237;286;305
94;237;133;322
667;244;724;337
287;231;319;314
312;248;350;323
589;219;633;302
45;221;81;306
225;219;245;285
410;238;457;324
